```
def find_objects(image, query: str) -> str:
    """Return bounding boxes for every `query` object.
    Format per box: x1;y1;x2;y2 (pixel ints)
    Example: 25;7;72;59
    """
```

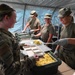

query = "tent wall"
0;1;75;32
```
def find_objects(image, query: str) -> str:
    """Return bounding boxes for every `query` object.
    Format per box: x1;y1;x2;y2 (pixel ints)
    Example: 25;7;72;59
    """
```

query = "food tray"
23;45;44;57
31;51;62;75
16;32;31;39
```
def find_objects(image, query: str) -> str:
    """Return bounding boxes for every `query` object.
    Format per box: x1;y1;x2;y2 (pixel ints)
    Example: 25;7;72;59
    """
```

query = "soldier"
0;4;21;75
22;10;41;34
31;13;56;48
0;4;36;75
53;8;75;69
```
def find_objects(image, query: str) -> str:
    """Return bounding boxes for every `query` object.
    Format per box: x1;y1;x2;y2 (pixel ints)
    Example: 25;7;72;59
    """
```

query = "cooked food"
33;40;42;45
36;53;55;66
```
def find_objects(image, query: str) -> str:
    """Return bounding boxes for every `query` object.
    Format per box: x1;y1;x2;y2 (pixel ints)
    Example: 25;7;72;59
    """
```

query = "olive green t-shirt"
60;22;75;51
28;17;40;29
41;24;56;42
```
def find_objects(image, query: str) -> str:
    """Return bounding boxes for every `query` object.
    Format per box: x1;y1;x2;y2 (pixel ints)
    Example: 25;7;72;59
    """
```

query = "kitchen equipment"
31;51;61;75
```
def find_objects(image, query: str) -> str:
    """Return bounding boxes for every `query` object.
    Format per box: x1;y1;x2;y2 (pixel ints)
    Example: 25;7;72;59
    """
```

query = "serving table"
15;32;75;75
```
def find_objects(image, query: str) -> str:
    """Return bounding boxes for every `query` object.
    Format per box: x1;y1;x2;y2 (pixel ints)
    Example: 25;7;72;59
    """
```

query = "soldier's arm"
22;22;30;32
22;18;32;32
0;40;14;67
12;41;20;62
67;24;75;44
35;24;41;32
0;64;5;75
33;19;41;32
47;33;53;43
11;40;21;69
67;38;75;45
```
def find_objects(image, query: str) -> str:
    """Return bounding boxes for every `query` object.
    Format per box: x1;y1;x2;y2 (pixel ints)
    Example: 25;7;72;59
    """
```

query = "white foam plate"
33;50;41;53
26;51;34;57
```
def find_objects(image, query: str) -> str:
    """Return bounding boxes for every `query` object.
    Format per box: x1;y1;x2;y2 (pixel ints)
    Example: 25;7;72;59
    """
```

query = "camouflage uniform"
0;28;20;75
58;22;75;69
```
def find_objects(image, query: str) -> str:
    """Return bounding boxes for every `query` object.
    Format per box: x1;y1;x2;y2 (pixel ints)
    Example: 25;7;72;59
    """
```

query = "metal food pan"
31;51;62;75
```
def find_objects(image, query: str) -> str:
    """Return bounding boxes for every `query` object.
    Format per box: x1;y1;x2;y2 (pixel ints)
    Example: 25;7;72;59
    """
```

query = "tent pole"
22;5;26;30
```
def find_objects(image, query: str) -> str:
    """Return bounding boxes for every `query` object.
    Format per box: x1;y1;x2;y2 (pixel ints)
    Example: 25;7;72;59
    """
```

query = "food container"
15;32;31;39
33;40;42;45
22;45;44;57
31;51;62;75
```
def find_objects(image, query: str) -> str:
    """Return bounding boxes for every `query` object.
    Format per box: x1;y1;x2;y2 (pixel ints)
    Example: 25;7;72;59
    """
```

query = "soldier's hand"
53;50;58;56
53;38;68;46
22;30;25;33
30;30;35;34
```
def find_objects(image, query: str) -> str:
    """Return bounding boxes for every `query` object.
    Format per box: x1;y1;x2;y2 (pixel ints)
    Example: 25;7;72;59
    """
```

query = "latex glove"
53;38;68;46
22;30;25;33
53;50;58;56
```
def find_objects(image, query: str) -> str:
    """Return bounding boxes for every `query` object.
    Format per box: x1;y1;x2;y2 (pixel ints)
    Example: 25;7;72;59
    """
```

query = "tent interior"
0;0;75;32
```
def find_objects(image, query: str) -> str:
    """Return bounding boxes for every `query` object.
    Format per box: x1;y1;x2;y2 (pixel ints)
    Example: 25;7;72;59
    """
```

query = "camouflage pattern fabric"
0;64;5;75
0;28;20;74
58;48;75;69
59;22;75;69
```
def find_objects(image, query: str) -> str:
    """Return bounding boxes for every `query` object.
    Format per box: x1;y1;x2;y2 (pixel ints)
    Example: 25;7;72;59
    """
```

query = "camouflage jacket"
0;28;20;74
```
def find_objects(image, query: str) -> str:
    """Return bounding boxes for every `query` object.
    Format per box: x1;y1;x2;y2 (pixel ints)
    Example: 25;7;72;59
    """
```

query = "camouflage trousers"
58;49;75;69
4;60;34;75
0;61;24;75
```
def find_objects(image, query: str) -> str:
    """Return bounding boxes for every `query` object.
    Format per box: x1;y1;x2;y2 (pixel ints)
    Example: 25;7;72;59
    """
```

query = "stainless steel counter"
20;39;52;57
20;39;75;75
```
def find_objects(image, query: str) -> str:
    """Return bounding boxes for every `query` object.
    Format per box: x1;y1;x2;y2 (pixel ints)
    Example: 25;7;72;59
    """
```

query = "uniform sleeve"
0;64;5;75
0;40;13;67
0;34;20;67
12;41;20;62
12;35;20;62
27;17;31;22
49;26;56;35
37;19;41;27
27;17;32;24
12;33;20;62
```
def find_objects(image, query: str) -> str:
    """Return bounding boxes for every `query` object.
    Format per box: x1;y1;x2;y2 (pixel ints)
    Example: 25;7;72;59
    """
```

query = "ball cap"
58;8;72;18
44;13;52;19
30;10;38;17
